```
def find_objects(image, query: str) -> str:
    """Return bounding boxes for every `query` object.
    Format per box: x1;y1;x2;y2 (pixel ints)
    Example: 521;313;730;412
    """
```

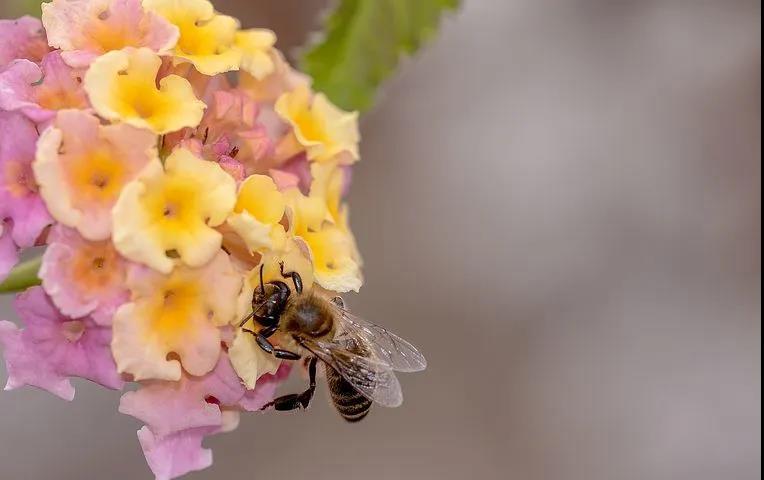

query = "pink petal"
277;154;312;195
40;226;129;325
0;320;75;401
0;287;124;399
0;16;49;67
269;168;301;192
238;363;293;411
0;52;88;123
0;111;52;248
119;354;245;437
43;0;179;68
137;426;215;480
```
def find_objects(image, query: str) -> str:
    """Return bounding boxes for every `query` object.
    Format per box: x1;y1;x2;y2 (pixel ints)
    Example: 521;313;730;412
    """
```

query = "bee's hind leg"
260;357;318;412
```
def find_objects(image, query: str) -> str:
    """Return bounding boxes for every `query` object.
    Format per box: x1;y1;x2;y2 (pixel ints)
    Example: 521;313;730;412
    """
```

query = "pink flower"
137;425;218;480
119;354;245;437
42;0;179;68
119;354;293;479
0;16;50;67
171;88;274;174
0;52;89;124
0;287;124;401
34;109;158;241
0;111;52;248
39;226;130;326
121;354;267;479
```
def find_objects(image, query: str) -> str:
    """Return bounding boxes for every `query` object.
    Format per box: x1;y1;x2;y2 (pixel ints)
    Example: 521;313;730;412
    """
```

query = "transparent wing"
335;310;428;373
301;338;404;408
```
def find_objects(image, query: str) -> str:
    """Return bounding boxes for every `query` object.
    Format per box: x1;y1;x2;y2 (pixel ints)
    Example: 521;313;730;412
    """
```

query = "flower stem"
0;257;42;294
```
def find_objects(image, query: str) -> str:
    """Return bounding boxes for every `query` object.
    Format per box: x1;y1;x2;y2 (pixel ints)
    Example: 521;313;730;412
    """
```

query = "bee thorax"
283;294;336;339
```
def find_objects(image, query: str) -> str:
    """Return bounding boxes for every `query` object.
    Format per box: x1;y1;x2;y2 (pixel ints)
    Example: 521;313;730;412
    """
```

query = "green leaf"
5;0;42;17
0;257;42;294
301;0;459;112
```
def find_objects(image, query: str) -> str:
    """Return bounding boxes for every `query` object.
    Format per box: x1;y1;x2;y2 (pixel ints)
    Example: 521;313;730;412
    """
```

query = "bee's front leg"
242;328;302;361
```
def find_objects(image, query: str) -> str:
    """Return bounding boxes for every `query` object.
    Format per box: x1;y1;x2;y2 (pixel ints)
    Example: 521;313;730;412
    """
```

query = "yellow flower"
275;85;360;164
227;175;288;254
112;251;241;381
144;0;276;78
310;162;363;267
112;148;237;274
284;168;363;293
235;29;278;80
310;162;346;225
84;47;205;134
229;247;313;388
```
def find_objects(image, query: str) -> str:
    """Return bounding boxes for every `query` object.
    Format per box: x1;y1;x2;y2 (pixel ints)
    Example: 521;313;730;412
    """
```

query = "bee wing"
302;339;404;408
335;311;428;373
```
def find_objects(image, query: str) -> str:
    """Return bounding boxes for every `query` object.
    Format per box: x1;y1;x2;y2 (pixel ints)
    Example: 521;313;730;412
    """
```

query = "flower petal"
137;426;215;480
34;110;158;241
0;287;124;400
0;16;49;67
144;0;241;76
84;48;205;134
0;52;89;123
42;0;179;68
0;111;53;248
0;320;75;401
39;226;129;325
112;148;236;273
228;331;281;390
275;85;360;164
112;252;241;381
235;29;276;80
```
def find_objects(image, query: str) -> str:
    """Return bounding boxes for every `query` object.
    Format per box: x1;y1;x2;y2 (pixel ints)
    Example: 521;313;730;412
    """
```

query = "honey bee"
239;263;427;422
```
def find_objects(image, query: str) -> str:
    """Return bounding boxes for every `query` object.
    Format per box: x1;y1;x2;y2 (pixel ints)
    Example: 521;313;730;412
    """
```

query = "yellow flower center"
113;74;169;121
66;149;128;205
150;278;202;340
293;110;329;145
85;17;145;53
144;176;204;236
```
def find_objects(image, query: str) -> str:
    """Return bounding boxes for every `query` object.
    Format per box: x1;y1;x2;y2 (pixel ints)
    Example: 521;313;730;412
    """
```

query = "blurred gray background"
1;0;760;479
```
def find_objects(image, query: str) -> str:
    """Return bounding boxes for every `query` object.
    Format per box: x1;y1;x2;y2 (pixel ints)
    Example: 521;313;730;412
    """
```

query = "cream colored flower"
112;251;241;381
112;148;236;274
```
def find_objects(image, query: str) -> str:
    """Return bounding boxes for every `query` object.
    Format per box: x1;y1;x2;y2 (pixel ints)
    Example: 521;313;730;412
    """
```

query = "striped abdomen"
326;366;372;422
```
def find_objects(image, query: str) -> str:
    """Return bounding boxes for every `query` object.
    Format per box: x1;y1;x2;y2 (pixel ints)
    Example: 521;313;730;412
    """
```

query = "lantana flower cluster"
0;1;362;478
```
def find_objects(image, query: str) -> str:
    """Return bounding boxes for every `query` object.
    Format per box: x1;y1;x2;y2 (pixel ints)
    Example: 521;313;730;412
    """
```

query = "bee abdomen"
327;367;372;422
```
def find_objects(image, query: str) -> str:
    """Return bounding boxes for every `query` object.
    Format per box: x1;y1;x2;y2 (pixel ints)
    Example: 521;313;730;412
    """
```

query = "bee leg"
243;327;301;360
261;358;318;412
274;349;302;361
279;261;303;294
